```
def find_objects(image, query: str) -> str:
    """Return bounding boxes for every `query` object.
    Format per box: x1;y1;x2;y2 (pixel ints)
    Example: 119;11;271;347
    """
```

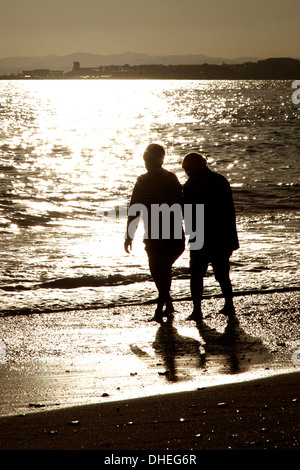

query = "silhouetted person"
125;144;184;322
182;152;239;320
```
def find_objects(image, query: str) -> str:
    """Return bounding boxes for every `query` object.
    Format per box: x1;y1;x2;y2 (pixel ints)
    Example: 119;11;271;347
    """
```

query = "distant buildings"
65;61;128;78
0;57;299;80
69;61;100;77
22;69;64;79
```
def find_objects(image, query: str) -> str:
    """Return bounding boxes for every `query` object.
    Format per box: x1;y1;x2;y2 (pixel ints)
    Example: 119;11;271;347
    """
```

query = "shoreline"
0;285;299;317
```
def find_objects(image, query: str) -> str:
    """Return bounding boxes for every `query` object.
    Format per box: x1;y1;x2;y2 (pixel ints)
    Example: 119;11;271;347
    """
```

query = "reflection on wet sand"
130;320;204;383
196;317;271;375
131;316;271;382
152;321;205;382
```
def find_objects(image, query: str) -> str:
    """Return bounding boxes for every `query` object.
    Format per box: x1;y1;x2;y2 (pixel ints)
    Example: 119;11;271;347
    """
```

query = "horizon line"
1;51;299;61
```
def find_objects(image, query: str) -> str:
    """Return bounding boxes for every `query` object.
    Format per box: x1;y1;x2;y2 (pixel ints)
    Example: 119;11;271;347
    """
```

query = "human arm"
124;179;142;253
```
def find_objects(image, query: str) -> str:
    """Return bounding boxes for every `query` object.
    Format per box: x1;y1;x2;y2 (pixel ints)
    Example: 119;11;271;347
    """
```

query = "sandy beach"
0;371;299;451
0;289;299;450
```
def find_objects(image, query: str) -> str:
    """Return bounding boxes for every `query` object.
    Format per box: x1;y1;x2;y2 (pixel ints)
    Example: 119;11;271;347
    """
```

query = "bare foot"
219;302;235;318
186;308;202;322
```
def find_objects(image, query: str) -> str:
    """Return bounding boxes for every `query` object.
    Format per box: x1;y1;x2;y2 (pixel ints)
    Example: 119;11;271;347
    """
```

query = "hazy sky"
1;0;299;58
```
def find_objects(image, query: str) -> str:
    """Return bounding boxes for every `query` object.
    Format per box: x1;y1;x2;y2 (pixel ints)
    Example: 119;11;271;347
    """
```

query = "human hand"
124;238;132;253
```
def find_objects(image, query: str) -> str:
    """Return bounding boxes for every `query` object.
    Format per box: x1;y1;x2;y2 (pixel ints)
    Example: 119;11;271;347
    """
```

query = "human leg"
151;260;172;306
145;239;184;322
186;252;208;320
145;242;172;322
212;255;235;317
164;239;185;316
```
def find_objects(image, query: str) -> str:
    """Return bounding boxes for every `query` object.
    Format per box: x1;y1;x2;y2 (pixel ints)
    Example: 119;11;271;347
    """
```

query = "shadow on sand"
131;316;271;382
152;321;205;382
195;317;271;375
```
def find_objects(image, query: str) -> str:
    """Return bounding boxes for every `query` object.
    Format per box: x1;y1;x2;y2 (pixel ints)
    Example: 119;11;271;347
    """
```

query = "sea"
0;79;299;316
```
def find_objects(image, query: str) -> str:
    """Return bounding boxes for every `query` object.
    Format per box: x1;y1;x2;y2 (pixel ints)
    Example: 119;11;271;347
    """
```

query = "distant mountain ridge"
0;52;262;74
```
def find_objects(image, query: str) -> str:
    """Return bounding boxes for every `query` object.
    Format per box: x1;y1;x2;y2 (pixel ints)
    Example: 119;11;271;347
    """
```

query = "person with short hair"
125;144;185;322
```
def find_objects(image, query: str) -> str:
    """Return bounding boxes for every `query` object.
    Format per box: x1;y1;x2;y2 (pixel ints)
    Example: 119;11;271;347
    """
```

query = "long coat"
183;169;239;256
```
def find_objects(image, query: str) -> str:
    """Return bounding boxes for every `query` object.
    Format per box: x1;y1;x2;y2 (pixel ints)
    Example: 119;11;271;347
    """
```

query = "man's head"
182;152;207;177
143;144;165;170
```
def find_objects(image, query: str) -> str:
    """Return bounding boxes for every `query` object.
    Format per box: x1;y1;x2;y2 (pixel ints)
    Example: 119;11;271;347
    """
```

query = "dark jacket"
183;169;239;255
126;168;184;242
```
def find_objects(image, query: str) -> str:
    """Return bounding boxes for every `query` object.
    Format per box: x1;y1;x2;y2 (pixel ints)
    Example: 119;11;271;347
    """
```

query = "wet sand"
0;290;299;450
0;371;299;450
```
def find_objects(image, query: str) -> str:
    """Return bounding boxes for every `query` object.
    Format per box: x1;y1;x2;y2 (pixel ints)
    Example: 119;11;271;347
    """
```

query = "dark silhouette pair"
125;145;239;322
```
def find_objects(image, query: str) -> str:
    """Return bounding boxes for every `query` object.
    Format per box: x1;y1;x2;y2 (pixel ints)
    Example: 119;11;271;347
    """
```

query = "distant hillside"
0;52;260;75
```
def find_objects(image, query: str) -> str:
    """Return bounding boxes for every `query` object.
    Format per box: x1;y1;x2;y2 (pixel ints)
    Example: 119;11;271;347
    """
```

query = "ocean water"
0;79;299;315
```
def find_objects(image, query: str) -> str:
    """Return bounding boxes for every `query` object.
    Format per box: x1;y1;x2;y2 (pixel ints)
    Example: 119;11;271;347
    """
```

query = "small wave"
0;268;191;293
9;213;51;227
51;145;72;156
0;273;152;292
38;274;151;289
0;164;17;173
233;185;300;212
